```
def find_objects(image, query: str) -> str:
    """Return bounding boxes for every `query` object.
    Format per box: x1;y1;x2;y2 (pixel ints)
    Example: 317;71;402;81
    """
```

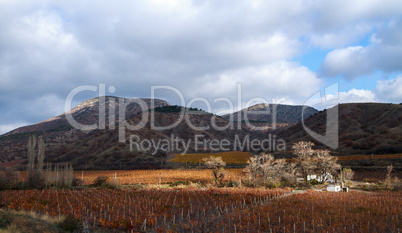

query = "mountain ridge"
222;103;319;124
1;97;400;169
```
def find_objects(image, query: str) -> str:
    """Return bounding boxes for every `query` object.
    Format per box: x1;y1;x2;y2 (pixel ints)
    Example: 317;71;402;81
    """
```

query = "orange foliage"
0;189;400;232
74;169;244;185
337;153;402;161
170;151;251;164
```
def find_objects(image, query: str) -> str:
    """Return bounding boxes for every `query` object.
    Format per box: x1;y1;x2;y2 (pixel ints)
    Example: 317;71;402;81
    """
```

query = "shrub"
202;156;226;184
308;179;319;185
93;176;109;187
72;178;84;187
57;217;82;232
0;170;20;190
219;181;239;188
0;214;11;229
169;181;188;187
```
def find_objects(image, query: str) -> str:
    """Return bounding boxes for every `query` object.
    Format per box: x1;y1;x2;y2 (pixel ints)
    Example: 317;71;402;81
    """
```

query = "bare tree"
292;141;315;182
244;153;296;186
292;142;341;184
385;165;393;189
341;168;354;181
244;155;260;182
282;161;298;186
37;136;45;180
314;149;341;183
341;167;354;187
26;135;45;188
202;156;226;184
27;135;37;187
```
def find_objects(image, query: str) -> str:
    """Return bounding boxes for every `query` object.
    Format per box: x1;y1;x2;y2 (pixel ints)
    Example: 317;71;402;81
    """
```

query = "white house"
307;173;335;183
318;173;335;183
307;174;317;181
327;185;341;192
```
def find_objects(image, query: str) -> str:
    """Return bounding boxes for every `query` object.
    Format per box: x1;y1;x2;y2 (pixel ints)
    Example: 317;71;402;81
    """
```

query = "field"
337;153;402;161
169;151;252;164
74;169;244;185
0;188;400;232
2;158;401;232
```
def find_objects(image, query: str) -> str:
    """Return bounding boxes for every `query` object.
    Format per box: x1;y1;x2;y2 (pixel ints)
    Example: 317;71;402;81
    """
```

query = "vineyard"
0;188;400;232
169;151;251;164
73;169;244;185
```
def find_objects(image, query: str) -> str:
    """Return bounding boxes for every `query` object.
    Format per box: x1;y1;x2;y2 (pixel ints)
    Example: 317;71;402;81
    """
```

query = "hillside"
1;99;401;170
0;96;169;165
222;103;318;124
0;97;264;169
43;111;259;170
277;103;402;155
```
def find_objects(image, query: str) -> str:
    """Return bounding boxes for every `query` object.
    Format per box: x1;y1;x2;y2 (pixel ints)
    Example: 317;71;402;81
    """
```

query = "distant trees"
341;168;354;186
292;141;340;183
45;163;74;188
202;156;226;184
314;149;341;183
0;169;20;190
292;141;315;182
26;135;74;188
385;165;393;189
244;141;341;187
244;153;297;187
26;135;45;188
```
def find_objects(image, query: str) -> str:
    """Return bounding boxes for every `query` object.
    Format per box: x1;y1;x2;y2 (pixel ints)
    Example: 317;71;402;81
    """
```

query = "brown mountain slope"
0;96;169;164
3;96;169;135
44;111;261;170
277;103;402;154
0;97;265;169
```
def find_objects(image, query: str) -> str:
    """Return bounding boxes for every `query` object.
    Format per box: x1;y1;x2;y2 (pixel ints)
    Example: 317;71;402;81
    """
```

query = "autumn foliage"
0;188;400;232
170;151;251;164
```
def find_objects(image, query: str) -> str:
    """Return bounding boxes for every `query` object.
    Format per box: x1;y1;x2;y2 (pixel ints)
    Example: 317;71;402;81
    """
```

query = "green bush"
57;217;82;232
169;181;188;187
223;181;239;187
0;214;11;229
93;176;109;187
309;179;319;185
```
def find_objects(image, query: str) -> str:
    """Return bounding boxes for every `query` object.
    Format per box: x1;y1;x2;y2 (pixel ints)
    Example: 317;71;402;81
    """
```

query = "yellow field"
75;169;244;185
337;153;402;161
169;151;252;164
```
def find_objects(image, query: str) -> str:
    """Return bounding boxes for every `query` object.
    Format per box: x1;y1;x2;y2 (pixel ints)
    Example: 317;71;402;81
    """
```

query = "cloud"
338;88;376;103
375;75;402;102
189;61;322;108
335;76;402;104
320;19;402;79
0;0;402;134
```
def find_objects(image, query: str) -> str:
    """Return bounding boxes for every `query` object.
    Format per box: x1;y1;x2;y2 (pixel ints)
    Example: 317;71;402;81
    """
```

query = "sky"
0;0;402;134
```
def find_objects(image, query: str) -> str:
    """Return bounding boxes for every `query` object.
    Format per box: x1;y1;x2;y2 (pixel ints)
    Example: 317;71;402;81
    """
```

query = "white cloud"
0;0;402;133
338;88;376;103
320;46;371;78
190;61;322;107
375;76;402;102
335;76;402;104
320;19;402;79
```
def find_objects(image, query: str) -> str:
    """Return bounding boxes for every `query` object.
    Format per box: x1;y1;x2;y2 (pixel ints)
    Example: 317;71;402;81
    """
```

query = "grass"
169;151;252;164
0;209;66;233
